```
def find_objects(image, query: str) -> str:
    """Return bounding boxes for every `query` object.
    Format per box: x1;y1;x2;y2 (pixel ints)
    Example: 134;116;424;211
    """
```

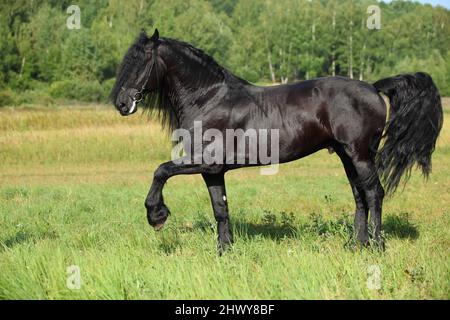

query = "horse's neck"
163;63;233;121
162;50;261;125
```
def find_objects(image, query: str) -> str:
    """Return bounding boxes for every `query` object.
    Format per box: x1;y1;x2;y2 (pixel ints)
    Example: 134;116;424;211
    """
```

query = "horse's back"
255;76;387;161
270;76;387;131
260;76;386;115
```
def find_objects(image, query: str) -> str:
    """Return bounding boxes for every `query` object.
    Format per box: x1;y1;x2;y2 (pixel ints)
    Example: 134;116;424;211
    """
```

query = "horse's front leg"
144;160;224;230
202;173;232;253
144;164;171;230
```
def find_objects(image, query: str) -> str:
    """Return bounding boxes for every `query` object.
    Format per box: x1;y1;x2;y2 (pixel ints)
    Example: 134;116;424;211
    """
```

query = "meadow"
0;103;448;299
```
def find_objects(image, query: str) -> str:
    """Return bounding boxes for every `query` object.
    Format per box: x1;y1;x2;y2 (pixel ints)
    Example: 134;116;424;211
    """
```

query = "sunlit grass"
0;104;448;299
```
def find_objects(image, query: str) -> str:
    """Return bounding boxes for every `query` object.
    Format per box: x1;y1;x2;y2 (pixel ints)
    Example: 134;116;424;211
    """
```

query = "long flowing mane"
165;38;228;82
110;32;235;132
110;32;148;104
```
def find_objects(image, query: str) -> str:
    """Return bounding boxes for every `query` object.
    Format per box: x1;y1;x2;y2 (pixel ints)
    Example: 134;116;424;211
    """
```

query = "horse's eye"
134;92;143;101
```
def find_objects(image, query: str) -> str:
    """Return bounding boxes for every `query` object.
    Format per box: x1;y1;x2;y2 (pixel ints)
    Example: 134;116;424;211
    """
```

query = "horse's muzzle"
118;101;138;116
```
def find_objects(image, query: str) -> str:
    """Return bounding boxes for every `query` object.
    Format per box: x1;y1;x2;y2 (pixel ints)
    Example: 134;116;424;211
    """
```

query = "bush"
49;79;108;102
0;78;115;107
7;73;44;91
0;89;17;107
16;90;55;106
102;78;116;101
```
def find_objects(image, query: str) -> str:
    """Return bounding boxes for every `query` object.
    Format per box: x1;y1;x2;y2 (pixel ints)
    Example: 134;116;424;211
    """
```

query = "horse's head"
111;29;227;132
111;29;164;116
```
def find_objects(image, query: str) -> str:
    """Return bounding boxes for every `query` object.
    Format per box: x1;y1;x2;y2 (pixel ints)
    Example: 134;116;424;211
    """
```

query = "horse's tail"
373;72;443;195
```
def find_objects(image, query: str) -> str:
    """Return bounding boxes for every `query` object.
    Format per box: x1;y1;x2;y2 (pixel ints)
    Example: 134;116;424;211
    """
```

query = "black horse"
111;29;443;252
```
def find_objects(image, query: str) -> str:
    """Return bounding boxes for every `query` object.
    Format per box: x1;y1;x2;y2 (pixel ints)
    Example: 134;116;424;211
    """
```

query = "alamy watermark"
171;121;280;175
367;5;381;30
367;264;381;290
66;265;81;290
66;5;81;30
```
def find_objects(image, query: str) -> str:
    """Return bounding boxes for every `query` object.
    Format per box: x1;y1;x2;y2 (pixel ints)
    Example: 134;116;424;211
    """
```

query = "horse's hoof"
371;239;385;252
154;221;166;231
217;238;233;256
146;203;170;230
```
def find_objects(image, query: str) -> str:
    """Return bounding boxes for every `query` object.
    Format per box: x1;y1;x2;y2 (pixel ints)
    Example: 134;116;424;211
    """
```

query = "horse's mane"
110;32;148;105
110;32;232;133
165;38;228;82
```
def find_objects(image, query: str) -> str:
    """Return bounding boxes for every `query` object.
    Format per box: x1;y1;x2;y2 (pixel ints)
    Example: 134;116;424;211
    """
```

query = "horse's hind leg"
202;173;233;253
336;147;369;246
346;149;385;249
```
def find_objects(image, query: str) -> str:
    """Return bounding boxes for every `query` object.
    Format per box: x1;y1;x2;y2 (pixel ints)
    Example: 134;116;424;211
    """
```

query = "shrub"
0;89;17;107
49;79;107;102
16;90;55;106
102;78;116;101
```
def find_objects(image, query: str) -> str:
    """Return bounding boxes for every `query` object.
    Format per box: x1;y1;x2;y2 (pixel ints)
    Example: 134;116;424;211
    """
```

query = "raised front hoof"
146;203;170;231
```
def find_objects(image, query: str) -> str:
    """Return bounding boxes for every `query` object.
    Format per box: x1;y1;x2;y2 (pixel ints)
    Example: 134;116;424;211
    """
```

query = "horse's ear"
138;29;149;43
150;28;159;42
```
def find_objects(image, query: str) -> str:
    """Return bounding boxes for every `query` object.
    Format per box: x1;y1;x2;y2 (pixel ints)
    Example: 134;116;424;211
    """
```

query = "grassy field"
0;104;448;300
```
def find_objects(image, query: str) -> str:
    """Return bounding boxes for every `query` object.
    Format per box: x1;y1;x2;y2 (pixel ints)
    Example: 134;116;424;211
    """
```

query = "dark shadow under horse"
111;29;443;252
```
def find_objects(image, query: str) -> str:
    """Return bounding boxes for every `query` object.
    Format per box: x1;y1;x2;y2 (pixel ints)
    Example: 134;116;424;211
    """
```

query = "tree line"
1;0;449;106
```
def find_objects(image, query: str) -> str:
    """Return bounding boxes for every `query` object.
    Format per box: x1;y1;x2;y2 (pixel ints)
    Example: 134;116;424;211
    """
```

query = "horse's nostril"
119;103;128;113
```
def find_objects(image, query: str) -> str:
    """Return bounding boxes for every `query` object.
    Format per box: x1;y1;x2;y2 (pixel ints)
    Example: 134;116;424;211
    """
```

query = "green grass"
0;105;449;299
